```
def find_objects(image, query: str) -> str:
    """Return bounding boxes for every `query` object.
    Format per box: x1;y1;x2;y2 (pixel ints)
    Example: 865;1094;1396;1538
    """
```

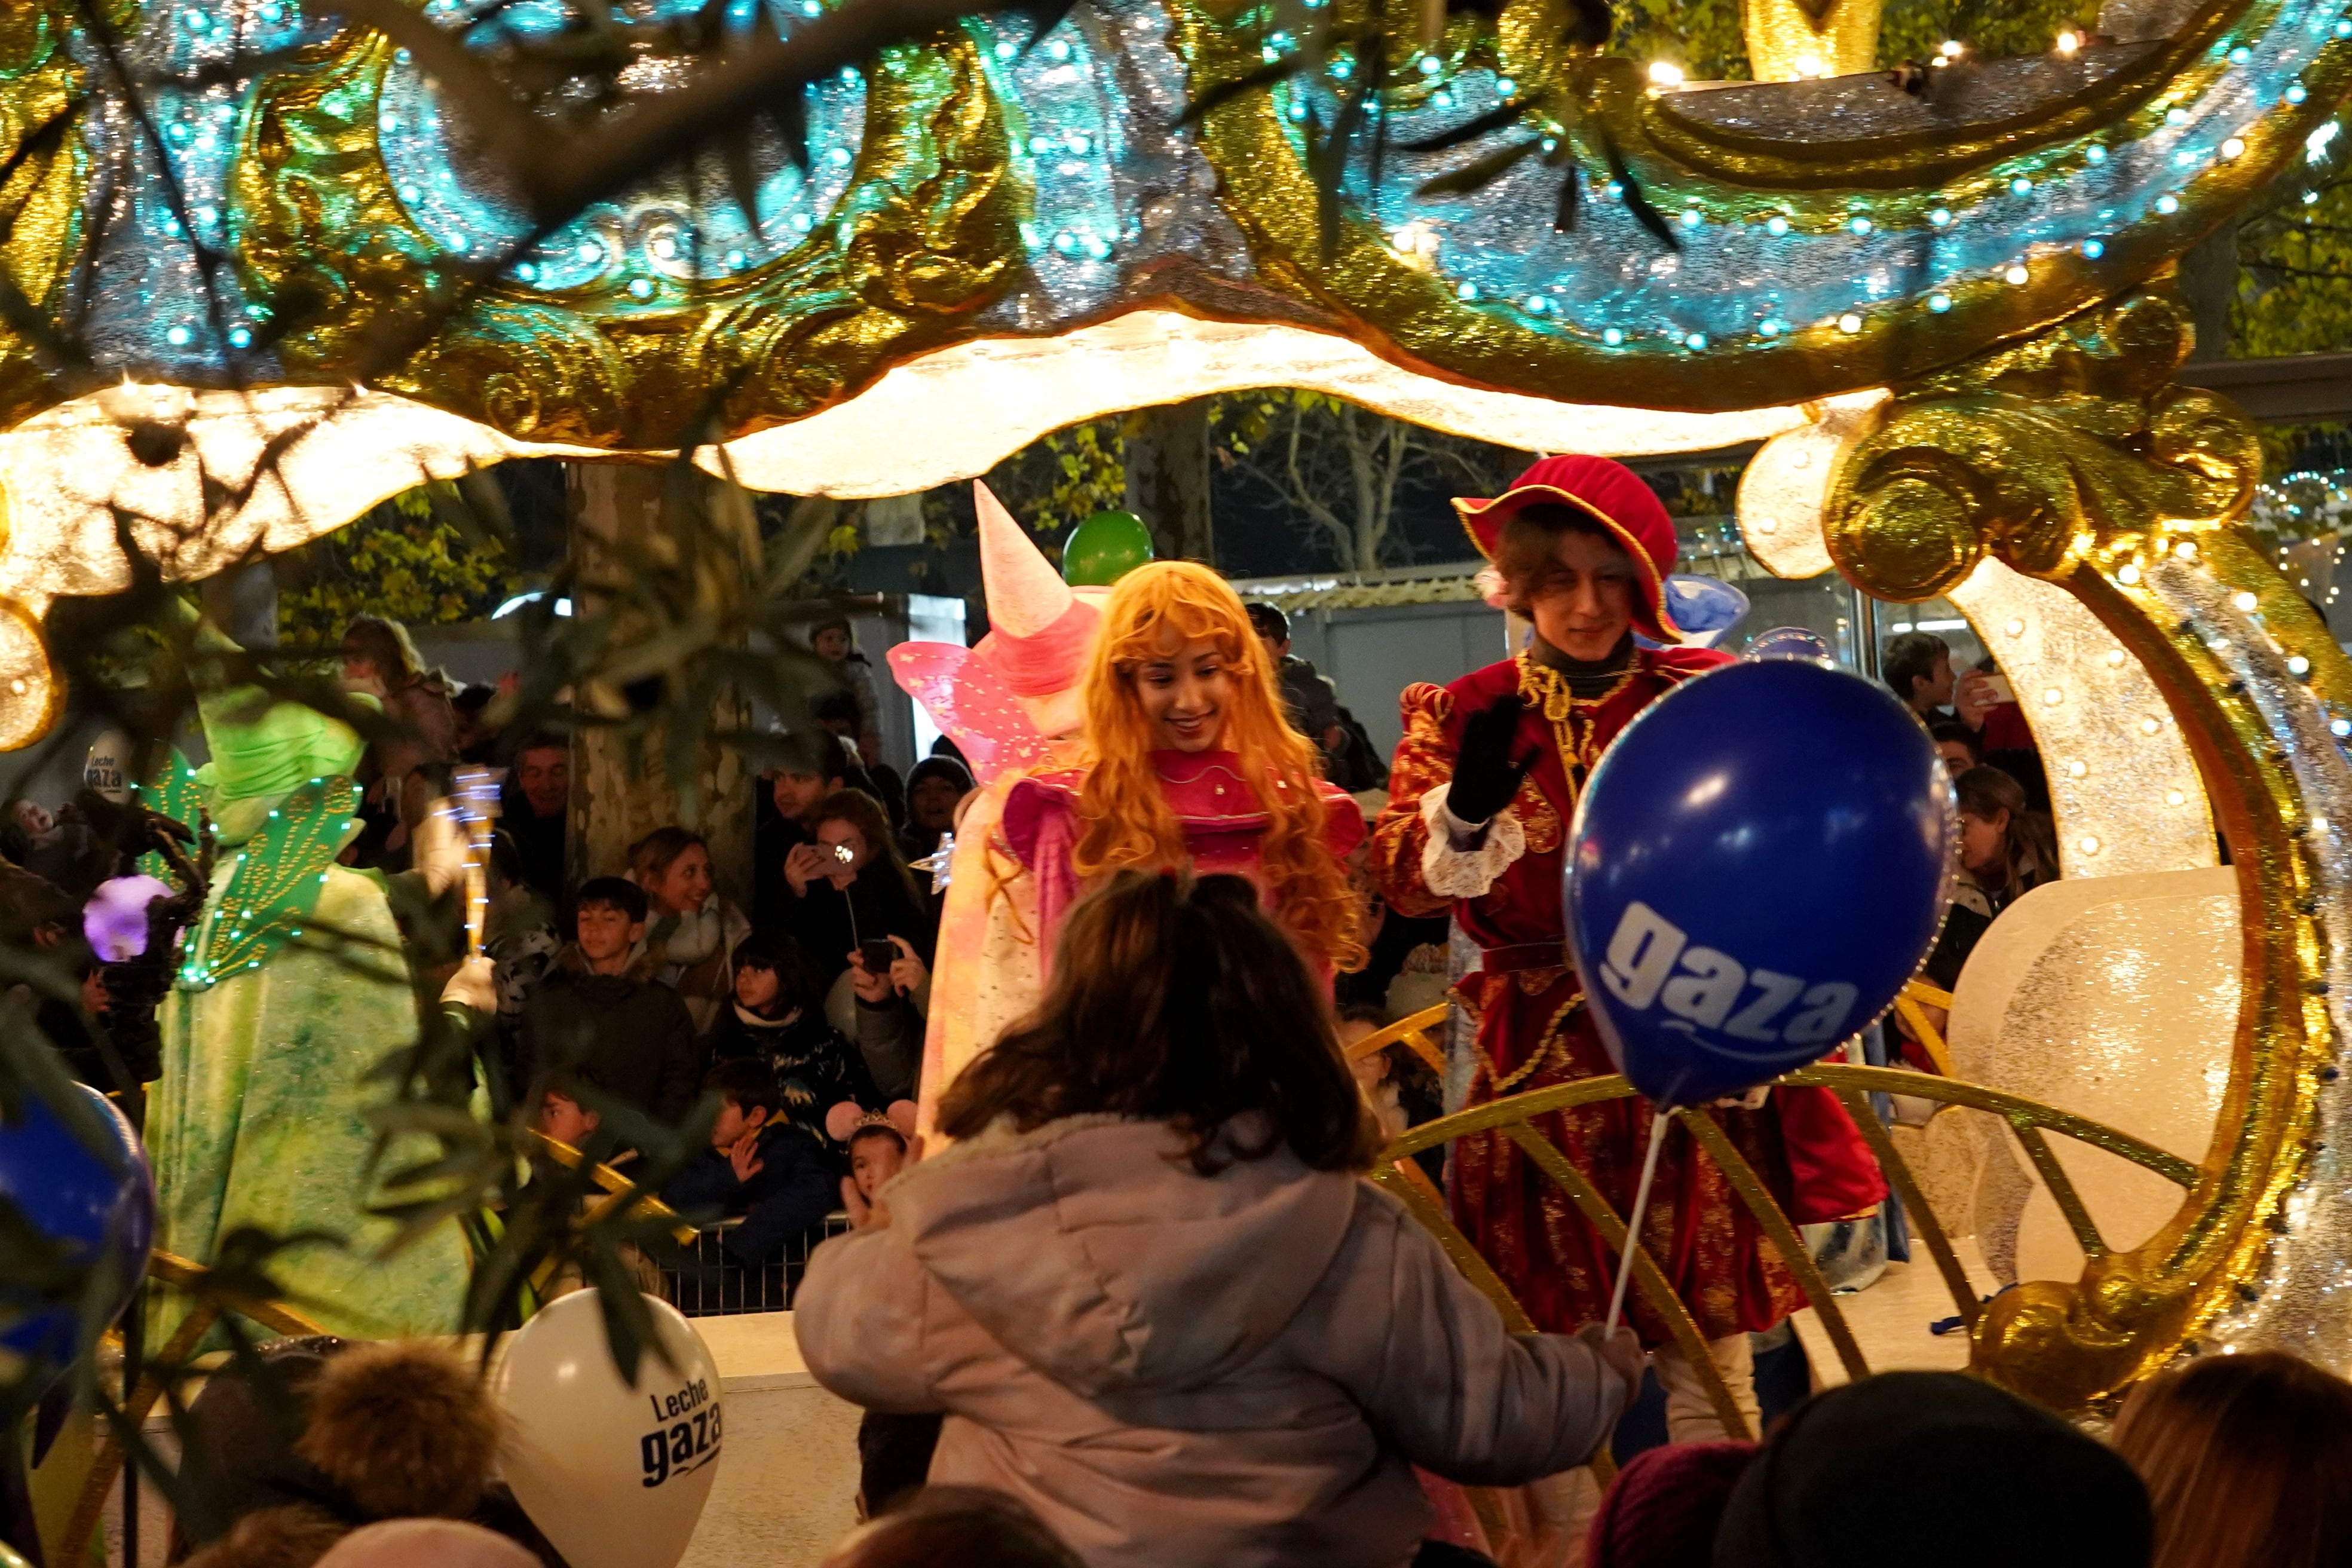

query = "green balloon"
1062;510;1155;586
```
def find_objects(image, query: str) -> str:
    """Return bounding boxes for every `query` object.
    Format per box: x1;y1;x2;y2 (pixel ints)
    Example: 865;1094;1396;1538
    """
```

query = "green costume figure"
143;682;470;1343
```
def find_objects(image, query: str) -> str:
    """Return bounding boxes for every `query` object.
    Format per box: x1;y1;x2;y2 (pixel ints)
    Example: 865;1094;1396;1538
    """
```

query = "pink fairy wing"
887;642;1055;787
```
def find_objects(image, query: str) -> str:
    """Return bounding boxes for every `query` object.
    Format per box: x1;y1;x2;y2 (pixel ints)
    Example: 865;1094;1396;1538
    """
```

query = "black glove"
1448;694;1539;826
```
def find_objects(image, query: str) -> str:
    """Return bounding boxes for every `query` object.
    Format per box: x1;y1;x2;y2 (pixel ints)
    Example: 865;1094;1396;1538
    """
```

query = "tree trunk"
2179;219;2241;363
1124;398;1215;564
564;463;756;903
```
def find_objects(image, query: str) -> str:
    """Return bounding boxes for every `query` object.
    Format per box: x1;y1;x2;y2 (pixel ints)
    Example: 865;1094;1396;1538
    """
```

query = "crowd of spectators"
20;607;2352;1568
0;614;951;1301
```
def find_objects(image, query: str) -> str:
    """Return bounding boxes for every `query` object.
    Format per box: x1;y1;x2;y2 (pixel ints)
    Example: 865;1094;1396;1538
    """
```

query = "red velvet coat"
1370;647;1884;1346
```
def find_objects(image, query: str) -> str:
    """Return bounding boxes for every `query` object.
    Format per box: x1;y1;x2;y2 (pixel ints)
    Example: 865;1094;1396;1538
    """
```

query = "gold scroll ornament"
227;24;1020;452
1826;286;2341;1408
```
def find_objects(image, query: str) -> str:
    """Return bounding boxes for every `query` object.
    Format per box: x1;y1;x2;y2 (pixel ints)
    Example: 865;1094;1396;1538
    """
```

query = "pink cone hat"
972;483;1102;697
887;483;1105;785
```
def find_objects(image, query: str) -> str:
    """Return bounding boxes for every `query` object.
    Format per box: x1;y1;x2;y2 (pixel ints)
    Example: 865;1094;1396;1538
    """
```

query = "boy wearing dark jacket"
662;1059;837;1280
516;877;701;1128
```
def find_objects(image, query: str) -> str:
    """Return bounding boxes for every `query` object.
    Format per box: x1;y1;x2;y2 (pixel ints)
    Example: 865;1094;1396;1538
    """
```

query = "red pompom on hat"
1454;454;1685;643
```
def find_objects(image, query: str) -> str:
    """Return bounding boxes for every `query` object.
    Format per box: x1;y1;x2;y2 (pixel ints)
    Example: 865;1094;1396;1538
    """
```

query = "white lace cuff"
1418;783;1526;900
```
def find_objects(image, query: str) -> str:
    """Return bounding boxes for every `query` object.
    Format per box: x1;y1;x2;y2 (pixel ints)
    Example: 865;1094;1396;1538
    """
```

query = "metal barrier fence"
662;1211;855;1316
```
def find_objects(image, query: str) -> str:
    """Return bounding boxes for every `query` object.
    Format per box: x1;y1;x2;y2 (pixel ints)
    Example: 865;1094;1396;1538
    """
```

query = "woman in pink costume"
892;501;1360;1123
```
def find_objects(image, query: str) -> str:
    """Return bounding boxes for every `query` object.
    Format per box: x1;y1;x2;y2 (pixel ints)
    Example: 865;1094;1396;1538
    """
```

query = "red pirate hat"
1454;454;1685;643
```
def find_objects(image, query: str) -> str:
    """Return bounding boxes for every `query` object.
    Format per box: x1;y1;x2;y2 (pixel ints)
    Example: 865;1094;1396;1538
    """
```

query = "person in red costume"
1370;454;1884;1444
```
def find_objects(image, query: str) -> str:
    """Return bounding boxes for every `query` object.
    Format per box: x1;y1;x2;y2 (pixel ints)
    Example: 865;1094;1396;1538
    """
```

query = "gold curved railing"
1344;1002;2204;1434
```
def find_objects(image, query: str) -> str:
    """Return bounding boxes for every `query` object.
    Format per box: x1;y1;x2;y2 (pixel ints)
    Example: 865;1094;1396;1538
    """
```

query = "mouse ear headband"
824;1100;920;1144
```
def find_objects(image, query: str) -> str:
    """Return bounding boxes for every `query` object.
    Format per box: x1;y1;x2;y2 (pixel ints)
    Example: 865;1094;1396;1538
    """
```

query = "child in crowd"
798;871;1642;1568
662;1059;838;1278
1337;1003;1446;1183
534;1083;601;1152
707;930;880;1150
825;1101;919;1220
823;1100;943;1518
811;617;884;767
516;877;700;1130
2112;1349;2352;1568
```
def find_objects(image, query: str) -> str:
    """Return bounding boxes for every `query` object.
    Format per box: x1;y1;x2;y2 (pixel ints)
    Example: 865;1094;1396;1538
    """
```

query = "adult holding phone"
780;790;936;996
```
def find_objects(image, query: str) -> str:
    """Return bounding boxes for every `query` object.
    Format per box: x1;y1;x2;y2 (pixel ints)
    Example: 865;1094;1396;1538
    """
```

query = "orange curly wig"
1072;561;1362;972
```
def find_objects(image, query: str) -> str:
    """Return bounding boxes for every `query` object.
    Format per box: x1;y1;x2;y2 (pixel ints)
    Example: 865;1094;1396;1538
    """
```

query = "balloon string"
1604;1111;1670;1339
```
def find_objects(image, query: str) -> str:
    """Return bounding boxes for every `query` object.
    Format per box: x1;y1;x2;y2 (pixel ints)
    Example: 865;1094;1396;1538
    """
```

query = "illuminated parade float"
4;0;2352;1552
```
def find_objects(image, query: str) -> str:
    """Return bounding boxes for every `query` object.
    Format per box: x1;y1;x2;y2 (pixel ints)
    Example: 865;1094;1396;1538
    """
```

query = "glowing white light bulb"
2067;760;2088;778
2041;686;2065;706
2233;590;2258;610
1648;60;1685;88
2005;617;2027;637
2118;562;2143;585
2175;539;2200;560
2167;789;2187;807
2055;29;2081;54
2079;835;2102;855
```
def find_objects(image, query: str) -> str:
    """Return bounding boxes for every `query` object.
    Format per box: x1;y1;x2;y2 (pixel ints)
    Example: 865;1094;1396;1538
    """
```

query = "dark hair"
629;826;708;887
2113;1350;2352;1568
1492;502;1628;617
939;871;1380;1175
1882;630;1951;703
574;876;648;923
811;617;856;650
705;1058;782;1120
1714;1373;2151;1568
1244;601;1289;642
770;728;846;781
906;755;974;798
452;682;495;715
1927;719;1982;766
813;790;921;905
1336;1002;1386;1028
823;1486;1083;1568
513;731;568;761
1953;765;2057;902
848;1123;908;1156
730;927;819;1013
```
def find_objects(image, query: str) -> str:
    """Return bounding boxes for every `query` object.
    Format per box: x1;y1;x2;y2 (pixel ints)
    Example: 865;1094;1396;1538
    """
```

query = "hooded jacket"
794;1114;1628;1568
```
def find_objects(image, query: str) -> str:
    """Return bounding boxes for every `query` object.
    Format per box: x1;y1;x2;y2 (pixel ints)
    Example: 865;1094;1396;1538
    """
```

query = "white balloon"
491;1291;723;1568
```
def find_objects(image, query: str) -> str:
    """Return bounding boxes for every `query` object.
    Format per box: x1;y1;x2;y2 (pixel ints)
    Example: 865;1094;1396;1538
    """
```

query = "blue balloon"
1565;660;1953;1106
1636;575;1751;651
1742;626;1833;662
0;1084;154;1369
